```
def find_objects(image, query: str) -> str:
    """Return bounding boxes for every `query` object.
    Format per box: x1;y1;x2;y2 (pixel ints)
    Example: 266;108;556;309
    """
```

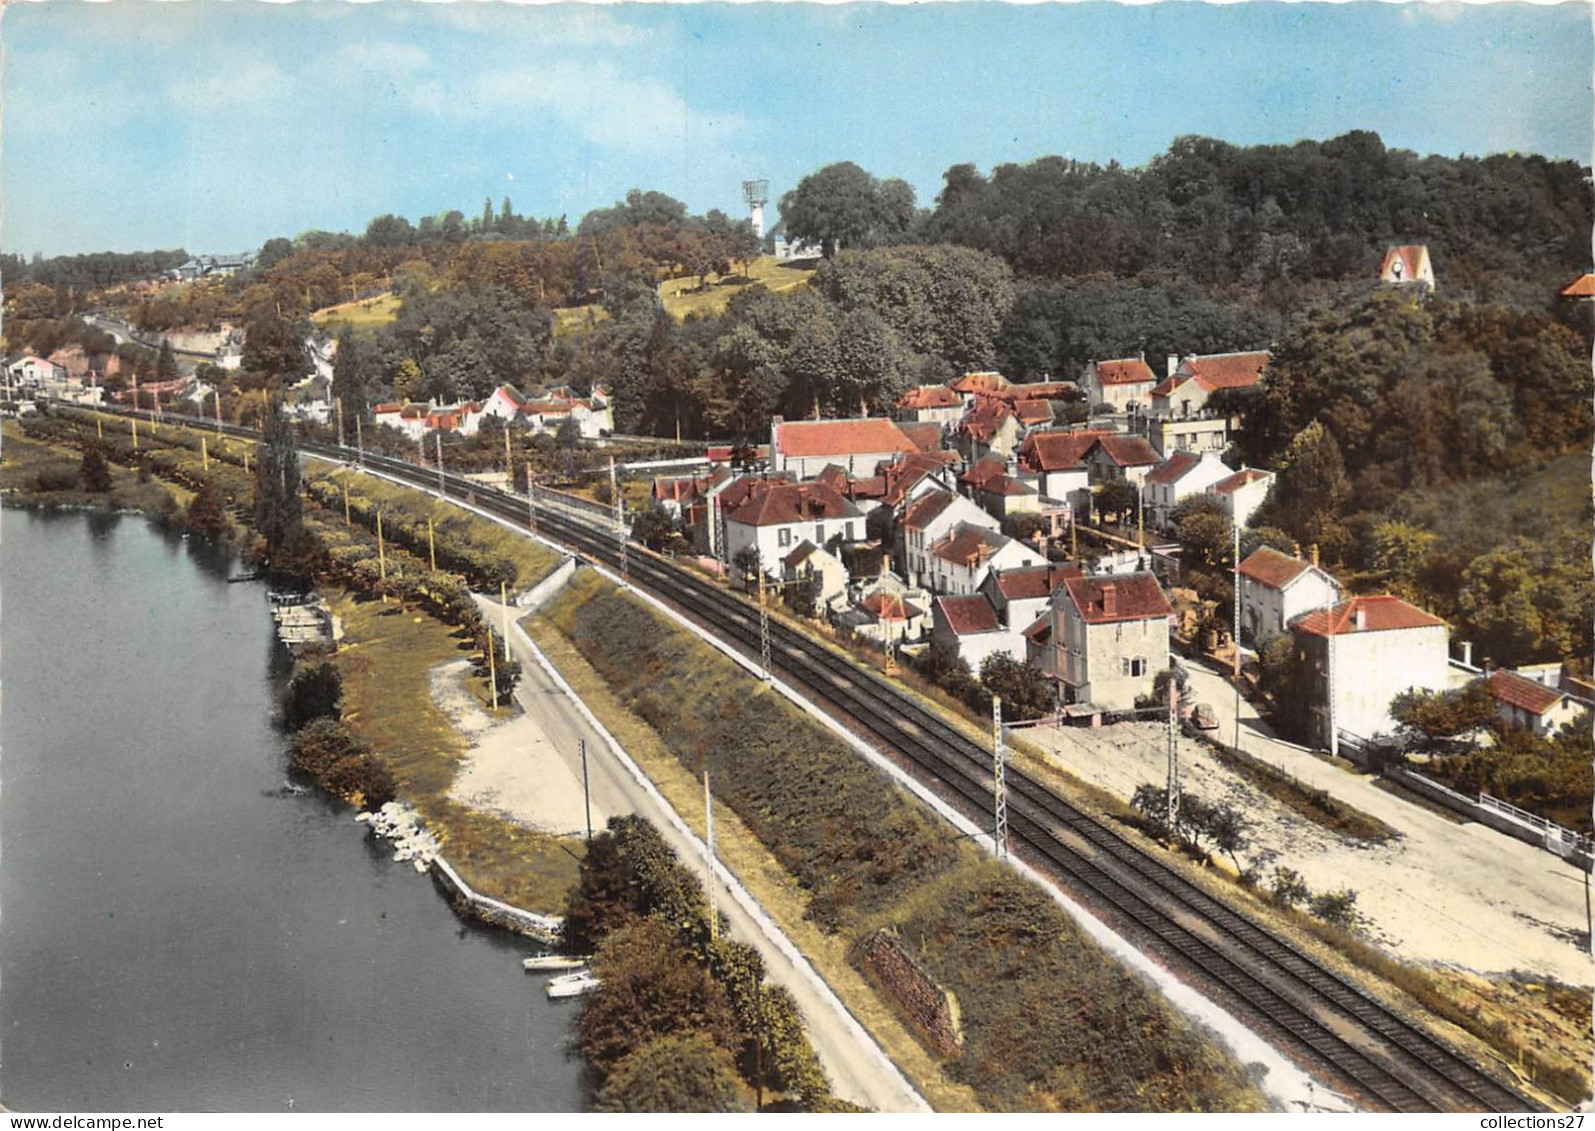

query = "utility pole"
487;636;499;710
714;492;728;578
610;457;628;588
526;465;538;537
1233;520;1242;754
427;517;437;572
579;738;593;842
1167;671;1181;833
500;581;511;663
201;437;209;473
214;388;223;433
704;769;718;941
758;568;772;682
337;398;345;449
503;427;513;485
343;478;351;527
992;695;1008;858
376;509;387;584
1323;593;1339;759
354;415;364;467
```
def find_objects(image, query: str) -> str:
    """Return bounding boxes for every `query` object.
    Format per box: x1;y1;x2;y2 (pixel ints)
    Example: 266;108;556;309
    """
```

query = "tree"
577;918;739;1076
282;659;343;731
594;1032;750;1113
1390;683;1496;748
778;162;890;257
1264;420;1351;562
240;306;311;386
363;213;417;248
1094;479;1139;525
730;546;761;592
253;397;303;562
79;445;112;493
185;477;229;537
156;338;178;382
631;503;677;553
979;654;1054;721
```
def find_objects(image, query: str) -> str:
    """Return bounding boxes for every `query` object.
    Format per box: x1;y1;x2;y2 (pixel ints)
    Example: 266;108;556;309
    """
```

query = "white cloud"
421;61;751;156
419;4;647;46
167;60;288;110
329;41;434;78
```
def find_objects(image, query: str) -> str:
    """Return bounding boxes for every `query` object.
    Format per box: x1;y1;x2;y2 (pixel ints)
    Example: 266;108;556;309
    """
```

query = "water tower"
742;179;769;240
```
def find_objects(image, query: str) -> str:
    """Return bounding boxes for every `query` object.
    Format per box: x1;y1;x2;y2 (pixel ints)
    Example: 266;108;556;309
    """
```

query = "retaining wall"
863;930;963;1059
1384;765;1593;872
429;854;563;941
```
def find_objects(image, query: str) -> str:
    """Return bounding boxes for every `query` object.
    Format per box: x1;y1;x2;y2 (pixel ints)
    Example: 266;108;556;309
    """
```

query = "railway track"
83;406;1544;1113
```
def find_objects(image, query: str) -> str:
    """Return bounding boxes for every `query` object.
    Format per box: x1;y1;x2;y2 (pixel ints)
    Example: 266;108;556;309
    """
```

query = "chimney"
1101;582;1117;617
1310;543;1320;567
1353;605;1367;631
1459;641;1473;668
1167;354;1180;378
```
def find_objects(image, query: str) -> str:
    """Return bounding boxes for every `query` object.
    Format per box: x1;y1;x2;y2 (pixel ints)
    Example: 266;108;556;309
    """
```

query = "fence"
1383;764;1593;872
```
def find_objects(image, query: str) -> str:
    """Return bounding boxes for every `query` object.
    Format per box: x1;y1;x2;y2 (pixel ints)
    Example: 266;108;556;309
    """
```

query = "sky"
2;1;1590;258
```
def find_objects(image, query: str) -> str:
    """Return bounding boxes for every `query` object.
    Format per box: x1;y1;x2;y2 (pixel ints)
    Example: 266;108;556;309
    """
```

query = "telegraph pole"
214;388;223;433
1167;672;1181;833
579;739;593;842
337;398;346;450
435;433;445;497
526;465;538;537
500;581;511;663
992;695;1009;858
354;415;364;467
610;457;628;588
704;769;718;941
1233;520;1243;755
758;568;772;682
427;517;437;571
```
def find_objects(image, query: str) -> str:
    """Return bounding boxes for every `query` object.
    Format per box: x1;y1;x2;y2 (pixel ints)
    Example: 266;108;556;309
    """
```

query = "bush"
594;1033;750;1114
80;445;113;492
322;752;396;810
282;659;343;731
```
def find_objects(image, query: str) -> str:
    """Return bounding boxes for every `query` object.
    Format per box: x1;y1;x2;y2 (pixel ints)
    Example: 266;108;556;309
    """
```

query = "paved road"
475;593;930;1113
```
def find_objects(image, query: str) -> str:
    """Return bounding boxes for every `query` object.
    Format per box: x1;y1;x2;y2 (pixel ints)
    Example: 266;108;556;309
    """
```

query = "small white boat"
545;972;599;1000
522;955;587;972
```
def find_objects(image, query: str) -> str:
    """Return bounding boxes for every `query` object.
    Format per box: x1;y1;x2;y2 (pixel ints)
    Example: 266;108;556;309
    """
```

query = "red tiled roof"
715;473;794;512
993;563;1084;600
957;398;1016;444
1237;547;1310;589
861;591;915;621
1150;374;1188;400
896;385;962;410
1559;273;1595;298
932;526;1007;567
1062;573;1172;625
1144;450;1202;486
728;481;862;527
783;539;822;569
937;595;1001;635
705;444;770;464
1185;351;1269;392
1292;596;1446;637
1093;358;1155;386
1487;670;1563;716
897;422;945;453
959;456;1008;490
373;402;402;414
776;419;916;459
813;465;851;494
652;476;703;503
902;489;957;532
1012;398;1054;425
493;384;528;406
1006;381;1073;400
950;371;1010;395
522;401;572;416
1211;468;1271;495
1090;435;1161;467
879;452;951;507
1017;429;1114;473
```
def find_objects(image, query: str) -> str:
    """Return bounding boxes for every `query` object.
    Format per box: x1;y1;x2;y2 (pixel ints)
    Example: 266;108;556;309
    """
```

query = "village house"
1291;596;1450;747
1485;669;1589;737
372;402;432;441
1080;357;1157;413
723;479;864;578
1145;415;1230;458
924;524;1043;597
1083;434;1161;491
894;384;965;427
899;489;999;590
949;370;1013;406
981;562;1084;637
953;398;1024;463
1015;430;1113;516
782;540;851;608
1141;450;1233;530
1150;351;1270;419
1045;573;1173;710
770;416;919;478
932;595;1023;673
853;589;929;648
960;456;1041;520
1207;467;1274;531
1379;244;1435;289
1558;273;1595;301
697;471;794;558
1236;546;1341;648
5;355;65;390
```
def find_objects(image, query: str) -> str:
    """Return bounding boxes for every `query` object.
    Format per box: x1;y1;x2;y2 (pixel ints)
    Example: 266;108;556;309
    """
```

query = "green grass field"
658;255;816;322
311;292;403;335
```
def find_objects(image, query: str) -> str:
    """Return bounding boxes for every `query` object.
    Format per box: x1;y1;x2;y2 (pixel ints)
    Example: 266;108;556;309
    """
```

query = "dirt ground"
1028;722;1592;988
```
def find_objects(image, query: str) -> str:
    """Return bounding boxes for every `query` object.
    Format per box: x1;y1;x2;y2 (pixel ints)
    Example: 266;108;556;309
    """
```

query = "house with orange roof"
953;397;1024;462
894;384;964;426
899;488;998;590
770;416;919;478
1043;573;1173;709
1082;434;1162;492
1016;429;1114;514
1142;450;1232;530
926;524;1043;597
1236;546;1340;647
1291;595;1451;746
372;401;432;441
1206;467;1274;531
932;594;1024;672
1485;669;1588;737
1150;351;1270;420
980;562;1085;638
960;456;1041;519
1379;244;1435;289
1080;357;1157;412
1558;273;1595;300
723;479;864;578
949;370;1012;405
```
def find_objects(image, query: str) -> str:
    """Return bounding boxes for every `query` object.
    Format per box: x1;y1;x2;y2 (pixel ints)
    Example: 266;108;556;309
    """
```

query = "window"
778;528;792;548
1130;658;1147;677
845;521;855;541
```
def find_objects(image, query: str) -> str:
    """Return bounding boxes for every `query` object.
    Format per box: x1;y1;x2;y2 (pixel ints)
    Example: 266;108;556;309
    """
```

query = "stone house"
1045;573;1173;710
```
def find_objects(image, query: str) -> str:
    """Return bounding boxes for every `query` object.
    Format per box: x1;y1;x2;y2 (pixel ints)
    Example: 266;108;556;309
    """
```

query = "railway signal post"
992;695;1009;858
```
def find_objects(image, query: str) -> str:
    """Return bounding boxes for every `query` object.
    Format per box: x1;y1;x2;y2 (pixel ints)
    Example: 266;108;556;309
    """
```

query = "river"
0;508;585;1112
